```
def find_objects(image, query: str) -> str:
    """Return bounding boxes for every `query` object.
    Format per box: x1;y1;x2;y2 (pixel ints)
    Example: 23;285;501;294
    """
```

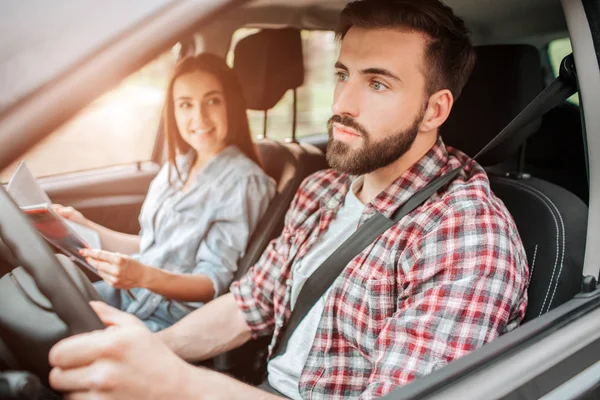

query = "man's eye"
207;97;221;106
336;71;348;82
370;81;387;91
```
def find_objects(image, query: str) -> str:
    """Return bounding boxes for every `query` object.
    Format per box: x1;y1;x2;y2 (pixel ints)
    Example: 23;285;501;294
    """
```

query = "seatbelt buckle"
582;275;597;293
559;54;577;86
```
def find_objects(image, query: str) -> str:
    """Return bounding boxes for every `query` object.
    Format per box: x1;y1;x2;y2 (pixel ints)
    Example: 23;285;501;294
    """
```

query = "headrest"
441;44;544;166
234;28;304;111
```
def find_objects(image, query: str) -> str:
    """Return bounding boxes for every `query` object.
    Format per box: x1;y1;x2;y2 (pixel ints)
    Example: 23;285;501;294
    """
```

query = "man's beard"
326;111;424;176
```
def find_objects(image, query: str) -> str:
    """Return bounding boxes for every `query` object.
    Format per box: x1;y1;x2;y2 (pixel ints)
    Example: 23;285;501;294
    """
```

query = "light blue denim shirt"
96;146;276;331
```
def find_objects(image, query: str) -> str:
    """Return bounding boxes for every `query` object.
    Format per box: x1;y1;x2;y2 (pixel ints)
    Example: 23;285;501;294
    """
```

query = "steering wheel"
0;187;104;382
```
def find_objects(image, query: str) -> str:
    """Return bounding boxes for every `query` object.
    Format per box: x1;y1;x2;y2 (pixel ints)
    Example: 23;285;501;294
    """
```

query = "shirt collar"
320;135;450;218
173;145;239;187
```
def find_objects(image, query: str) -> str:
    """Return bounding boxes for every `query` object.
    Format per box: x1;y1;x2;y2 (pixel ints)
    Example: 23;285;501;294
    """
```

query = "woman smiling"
55;54;276;331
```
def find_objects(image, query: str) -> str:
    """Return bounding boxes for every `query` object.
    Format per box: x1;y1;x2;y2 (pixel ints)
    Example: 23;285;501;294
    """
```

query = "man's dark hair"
336;0;476;99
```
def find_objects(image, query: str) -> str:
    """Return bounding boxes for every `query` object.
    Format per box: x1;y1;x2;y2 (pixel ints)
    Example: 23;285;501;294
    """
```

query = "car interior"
205;27;589;384
0;0;596;397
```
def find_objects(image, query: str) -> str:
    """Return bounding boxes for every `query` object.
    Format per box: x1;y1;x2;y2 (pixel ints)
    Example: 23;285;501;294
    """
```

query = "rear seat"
442;44;544;167
524;103;588;203
443;44;588;205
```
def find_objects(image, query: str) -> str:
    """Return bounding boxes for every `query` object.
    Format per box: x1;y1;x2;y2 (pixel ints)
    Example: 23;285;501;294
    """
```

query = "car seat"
442;44;587;321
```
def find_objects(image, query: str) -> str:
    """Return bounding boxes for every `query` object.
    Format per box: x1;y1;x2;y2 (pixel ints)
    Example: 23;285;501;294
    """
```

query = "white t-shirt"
267;178;366;399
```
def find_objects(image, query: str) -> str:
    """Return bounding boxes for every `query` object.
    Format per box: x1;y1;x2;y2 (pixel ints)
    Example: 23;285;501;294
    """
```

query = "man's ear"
419;89;454;132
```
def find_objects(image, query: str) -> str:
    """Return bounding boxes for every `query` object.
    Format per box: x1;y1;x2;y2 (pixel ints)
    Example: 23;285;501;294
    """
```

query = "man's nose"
332;81;359;118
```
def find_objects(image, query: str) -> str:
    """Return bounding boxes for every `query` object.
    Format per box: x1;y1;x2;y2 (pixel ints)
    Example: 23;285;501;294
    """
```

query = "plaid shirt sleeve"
360;200;528;399
229;229;288;338
229;188;304;339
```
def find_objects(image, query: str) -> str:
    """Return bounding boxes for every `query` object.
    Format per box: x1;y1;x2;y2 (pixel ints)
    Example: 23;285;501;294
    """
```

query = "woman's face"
173;71;228;158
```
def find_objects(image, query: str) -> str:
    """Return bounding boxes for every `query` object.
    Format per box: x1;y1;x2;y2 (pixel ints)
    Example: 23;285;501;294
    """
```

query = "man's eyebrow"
335;62;402;84
361;68;402;83
335;61;348;71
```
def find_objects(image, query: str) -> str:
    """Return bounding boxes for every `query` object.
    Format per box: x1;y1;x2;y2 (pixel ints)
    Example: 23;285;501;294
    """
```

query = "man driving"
48;0;529;398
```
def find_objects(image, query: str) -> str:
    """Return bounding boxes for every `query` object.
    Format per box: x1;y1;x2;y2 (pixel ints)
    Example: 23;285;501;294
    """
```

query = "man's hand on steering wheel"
49;302;197;399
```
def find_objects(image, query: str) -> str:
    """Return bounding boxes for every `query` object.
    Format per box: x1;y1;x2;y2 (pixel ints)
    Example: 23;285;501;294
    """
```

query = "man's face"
327;27;430;175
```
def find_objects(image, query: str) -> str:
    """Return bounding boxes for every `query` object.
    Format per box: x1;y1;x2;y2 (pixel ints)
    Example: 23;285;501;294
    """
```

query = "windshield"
0;0;175;115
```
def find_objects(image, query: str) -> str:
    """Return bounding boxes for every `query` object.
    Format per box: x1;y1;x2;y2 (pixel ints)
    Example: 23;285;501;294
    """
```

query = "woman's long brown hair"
163;53;262;183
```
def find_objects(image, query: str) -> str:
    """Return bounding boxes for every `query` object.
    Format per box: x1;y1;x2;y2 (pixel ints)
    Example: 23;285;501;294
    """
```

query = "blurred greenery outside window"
1;45;180;182
228;29;339;141
548;38;579;105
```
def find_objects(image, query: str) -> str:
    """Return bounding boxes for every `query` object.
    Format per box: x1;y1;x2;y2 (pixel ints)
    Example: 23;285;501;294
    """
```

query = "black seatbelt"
269;54;578;360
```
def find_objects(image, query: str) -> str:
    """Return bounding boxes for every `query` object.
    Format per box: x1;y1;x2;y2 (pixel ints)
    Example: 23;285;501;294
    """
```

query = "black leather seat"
240;139;327;281
442;44;587;322
211;28;328;379
524;103;588;204
232;27;329;281
489;176;587;320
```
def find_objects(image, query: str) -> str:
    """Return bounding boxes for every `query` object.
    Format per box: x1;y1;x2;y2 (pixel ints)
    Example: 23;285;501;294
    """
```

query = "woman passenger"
55;54;276;331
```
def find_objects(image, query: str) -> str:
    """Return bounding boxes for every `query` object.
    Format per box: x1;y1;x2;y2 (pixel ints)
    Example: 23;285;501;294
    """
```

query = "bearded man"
49;1;528;398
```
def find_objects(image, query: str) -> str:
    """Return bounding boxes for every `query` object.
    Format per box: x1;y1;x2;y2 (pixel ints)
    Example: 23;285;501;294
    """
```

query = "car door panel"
40;161;160;235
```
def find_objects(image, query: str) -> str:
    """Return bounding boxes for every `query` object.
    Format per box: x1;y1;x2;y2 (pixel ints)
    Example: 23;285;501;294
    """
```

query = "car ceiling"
0;0;176;116
204;0;567;50
0;0;567;119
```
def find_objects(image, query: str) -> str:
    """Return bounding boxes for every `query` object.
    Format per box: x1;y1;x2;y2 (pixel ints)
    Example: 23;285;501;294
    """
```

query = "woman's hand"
80;249;151;290
52;204;89;227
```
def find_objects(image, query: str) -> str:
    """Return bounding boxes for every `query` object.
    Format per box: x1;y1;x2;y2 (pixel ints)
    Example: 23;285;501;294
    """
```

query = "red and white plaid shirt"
231;136;528;399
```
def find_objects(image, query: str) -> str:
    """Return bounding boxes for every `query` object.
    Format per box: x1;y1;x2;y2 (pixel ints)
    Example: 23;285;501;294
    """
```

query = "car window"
229;29;339;141
0;45;180;182
548;37;579;105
